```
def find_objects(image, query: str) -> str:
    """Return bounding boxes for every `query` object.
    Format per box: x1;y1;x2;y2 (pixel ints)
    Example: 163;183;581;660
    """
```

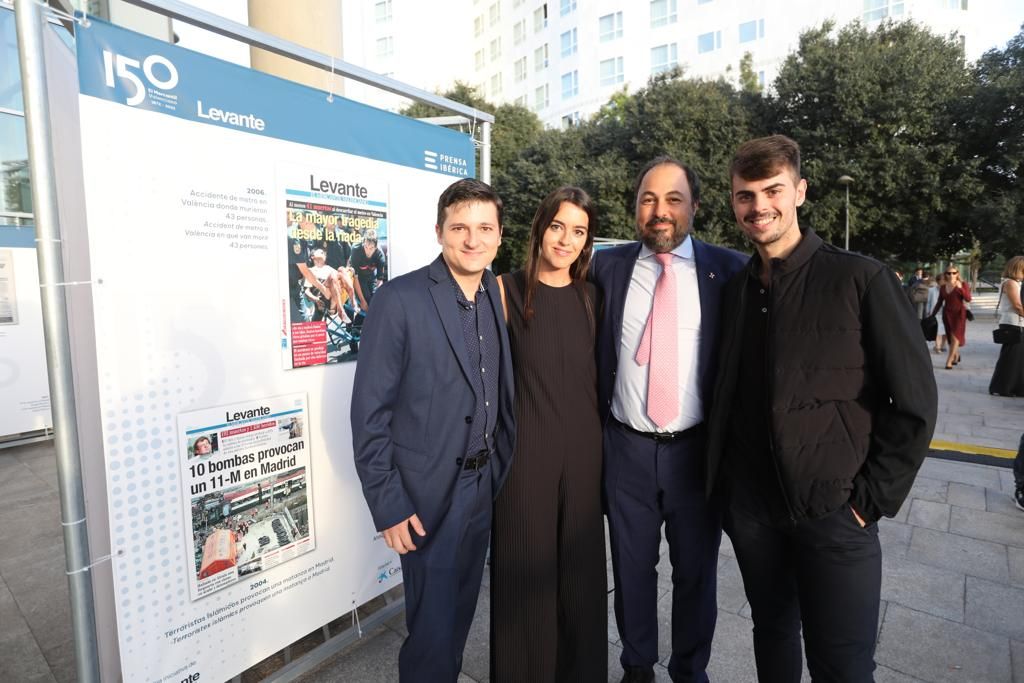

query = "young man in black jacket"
706;135;937;682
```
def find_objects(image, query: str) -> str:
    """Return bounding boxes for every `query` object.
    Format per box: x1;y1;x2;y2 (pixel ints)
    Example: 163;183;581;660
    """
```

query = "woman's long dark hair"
523;186;597;330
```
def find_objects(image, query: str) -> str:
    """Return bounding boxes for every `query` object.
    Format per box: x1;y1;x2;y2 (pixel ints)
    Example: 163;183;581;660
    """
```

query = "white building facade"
465;0;979;127
173;1;986;128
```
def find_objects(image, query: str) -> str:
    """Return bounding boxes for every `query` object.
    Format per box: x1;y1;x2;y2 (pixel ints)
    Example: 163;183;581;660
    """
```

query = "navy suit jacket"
590;238;747;424
351;255;515;536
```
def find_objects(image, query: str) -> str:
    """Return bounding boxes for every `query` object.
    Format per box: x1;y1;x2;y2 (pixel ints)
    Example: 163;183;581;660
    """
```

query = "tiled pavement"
2;296;1022;682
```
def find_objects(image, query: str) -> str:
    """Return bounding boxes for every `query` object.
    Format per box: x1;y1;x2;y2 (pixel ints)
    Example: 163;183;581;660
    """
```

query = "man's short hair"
730;135;802;182
436;178;504;228
632;156;701;206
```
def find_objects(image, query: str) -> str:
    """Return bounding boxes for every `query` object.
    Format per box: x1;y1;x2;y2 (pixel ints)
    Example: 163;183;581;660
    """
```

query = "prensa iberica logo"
102;49;180;111
423;149;469;177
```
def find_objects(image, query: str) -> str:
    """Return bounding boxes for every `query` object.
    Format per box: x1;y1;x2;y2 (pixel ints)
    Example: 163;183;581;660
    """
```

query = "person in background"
490;186;606;683
1013;432;1024;511
926;272;946;353
907;272;931;320
906;267;924;289
989;255;1024;397
932;265;972;370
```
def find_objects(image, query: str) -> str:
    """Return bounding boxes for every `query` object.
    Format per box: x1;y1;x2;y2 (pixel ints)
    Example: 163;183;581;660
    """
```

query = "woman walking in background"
927;272;947;353
989;256;1024;397
490;187;606;683
932;265;971;369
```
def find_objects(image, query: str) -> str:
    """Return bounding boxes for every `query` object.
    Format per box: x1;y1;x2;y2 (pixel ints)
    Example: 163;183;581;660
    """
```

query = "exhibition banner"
73;18;473;682
0;225;53;437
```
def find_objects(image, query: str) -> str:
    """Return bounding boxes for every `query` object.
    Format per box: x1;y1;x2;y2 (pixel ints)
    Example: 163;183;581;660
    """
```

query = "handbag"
966;308;975;322
993;326;1023;345
921;315;938;342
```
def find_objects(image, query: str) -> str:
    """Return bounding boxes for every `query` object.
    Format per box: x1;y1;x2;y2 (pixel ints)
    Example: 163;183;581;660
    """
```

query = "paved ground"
2;293;1021;682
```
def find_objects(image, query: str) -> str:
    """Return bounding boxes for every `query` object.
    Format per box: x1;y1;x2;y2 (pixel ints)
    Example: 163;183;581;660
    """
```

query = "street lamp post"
838;175;854;251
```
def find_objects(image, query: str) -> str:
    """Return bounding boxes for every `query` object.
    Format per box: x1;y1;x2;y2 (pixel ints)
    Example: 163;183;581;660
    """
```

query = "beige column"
246;0;344;96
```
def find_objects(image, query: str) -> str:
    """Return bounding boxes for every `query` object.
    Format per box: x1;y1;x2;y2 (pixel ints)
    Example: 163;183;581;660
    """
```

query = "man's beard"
639;217;688;253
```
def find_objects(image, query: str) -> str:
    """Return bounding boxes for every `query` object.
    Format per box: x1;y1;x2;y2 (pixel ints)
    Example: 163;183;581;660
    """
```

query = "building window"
863;0;904;22
561;70;579;99
474;15;484;36
534;3;548;31
0;113;32;215
374;0;392;24
535;83;549;110
514;57;527;81
738;19;764;43
698;0;712;4
535;43;549;70
475;48;486;70
650;0;677;28
758;70;766;89
650;43;678;74
490;37;502;61
514;19;527;45
560;0;576;16
514;0;525;6
697;30;721;54
600;56;624;86
491;72;503;95
515;94;528;107
489;2;501;26
560;28;578;57
599;12;623;42
561;111;581;127
376;36;394;58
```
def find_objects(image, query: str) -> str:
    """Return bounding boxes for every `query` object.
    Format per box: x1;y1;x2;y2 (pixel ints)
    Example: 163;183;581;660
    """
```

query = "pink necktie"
635;253;678;428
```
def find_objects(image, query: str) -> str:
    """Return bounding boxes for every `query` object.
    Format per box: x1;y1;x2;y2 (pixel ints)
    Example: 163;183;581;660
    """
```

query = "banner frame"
14;1;495;681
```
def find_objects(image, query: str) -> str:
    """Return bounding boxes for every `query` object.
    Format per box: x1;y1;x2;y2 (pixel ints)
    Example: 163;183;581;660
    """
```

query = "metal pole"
844;184;849;251
13;2;100;681
123;0;495;124
480;120;492;185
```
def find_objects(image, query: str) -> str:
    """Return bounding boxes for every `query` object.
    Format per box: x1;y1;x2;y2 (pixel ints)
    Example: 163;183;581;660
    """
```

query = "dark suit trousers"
604;421;720;682
723;503;881;683
398;465;492;683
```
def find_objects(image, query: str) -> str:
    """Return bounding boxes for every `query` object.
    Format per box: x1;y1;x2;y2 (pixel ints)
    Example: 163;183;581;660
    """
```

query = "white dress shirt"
612;235;703;433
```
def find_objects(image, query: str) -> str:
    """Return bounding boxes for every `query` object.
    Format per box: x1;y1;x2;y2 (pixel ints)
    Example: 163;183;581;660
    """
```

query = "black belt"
459;450;490;471
613;418;703;443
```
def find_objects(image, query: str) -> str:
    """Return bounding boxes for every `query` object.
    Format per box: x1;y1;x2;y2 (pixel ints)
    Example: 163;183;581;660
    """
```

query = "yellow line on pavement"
930;439;1016;459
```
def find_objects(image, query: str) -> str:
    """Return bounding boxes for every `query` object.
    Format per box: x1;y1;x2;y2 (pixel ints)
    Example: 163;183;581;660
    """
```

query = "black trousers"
724;503;881;683
398;466;492;683
604;421;720;682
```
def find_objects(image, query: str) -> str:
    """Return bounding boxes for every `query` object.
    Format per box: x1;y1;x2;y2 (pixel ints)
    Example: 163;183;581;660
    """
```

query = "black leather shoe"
620;666;655;683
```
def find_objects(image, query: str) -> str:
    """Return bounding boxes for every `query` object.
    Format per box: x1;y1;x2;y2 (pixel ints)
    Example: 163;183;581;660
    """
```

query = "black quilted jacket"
706;229;938;524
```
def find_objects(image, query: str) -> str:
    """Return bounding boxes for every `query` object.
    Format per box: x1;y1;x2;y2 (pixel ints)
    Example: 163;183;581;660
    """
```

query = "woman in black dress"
490;187;606;683
989;256;1024;396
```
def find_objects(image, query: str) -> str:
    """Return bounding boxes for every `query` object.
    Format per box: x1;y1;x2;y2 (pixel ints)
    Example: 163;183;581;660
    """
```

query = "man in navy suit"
351;178;515;683
591;157;746;683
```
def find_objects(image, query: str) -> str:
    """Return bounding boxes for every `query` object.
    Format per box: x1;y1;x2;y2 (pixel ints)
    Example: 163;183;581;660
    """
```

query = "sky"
971;0;1024;56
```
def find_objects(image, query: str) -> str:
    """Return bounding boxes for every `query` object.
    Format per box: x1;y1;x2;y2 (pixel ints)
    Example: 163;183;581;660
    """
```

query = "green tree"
738;52;760;94
400;81;494;119
957;26;1024;260
592;69;758;248
399;83;544;273
771;20;977;262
